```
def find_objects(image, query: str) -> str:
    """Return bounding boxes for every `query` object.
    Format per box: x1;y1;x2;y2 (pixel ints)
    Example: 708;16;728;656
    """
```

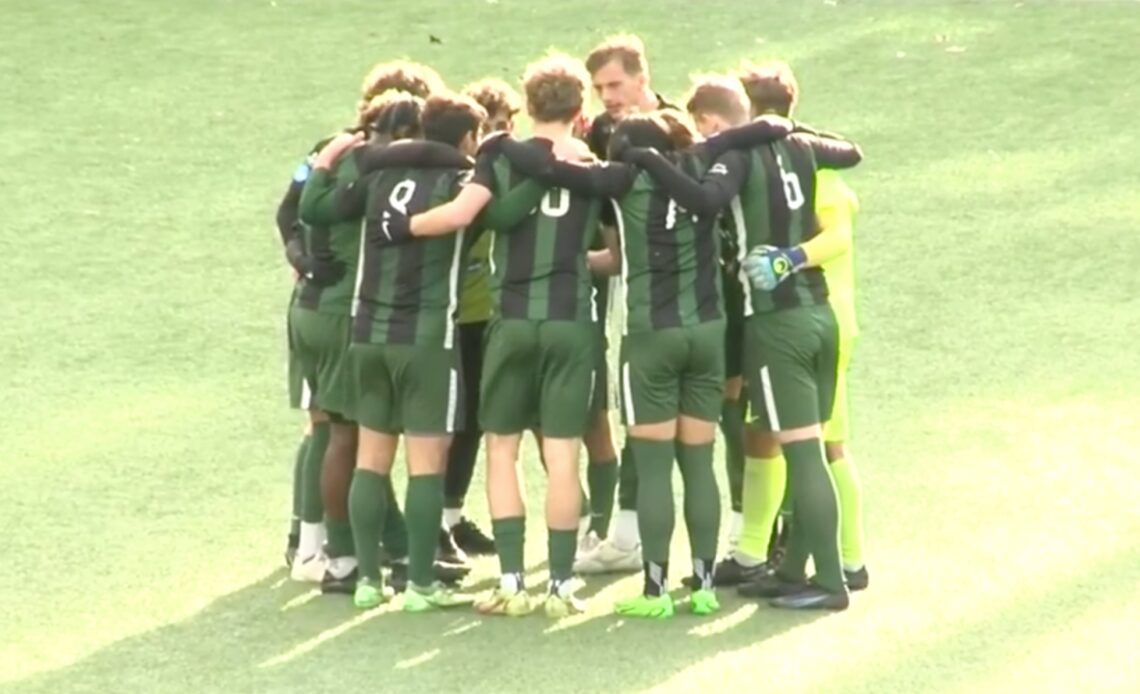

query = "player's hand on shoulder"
476;131;510;157
314;131;365;169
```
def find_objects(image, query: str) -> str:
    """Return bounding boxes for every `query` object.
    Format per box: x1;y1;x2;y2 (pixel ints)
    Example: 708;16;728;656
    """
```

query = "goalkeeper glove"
743;245;808;291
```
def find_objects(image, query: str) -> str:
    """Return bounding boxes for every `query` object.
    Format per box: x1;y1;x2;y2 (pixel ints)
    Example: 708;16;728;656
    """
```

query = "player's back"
296;143;361;315
618;153;722;333
353;165;469;347
735;134;828;314
486;141;602;323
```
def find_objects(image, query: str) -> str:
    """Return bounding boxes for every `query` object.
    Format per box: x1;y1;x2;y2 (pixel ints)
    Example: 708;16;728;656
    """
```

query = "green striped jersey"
295;140;360;315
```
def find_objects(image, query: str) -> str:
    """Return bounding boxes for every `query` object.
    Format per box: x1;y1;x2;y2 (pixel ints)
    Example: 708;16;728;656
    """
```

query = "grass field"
4;0;1140;692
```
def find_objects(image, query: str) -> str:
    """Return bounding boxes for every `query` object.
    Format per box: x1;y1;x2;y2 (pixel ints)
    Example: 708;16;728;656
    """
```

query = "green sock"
492;517;526;576
676;441;720;561
829;456;866;570
325;515;354;558
380;475;408;560
548;529;578;582
629;438;675;563
719;399;746;513
290;435;310;537
348;469;389;581
301;423;330;523
586;459;617;537
405;474;444;587
782;439;843;592
617;442;638;511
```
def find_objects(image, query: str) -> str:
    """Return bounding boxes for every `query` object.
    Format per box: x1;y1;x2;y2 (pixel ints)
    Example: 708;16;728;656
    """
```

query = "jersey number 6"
776;156;805;211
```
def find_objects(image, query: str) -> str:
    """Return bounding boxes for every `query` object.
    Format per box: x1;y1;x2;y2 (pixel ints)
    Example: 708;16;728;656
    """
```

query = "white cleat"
573;538;642;574
576;530;601;559
289;553;328;583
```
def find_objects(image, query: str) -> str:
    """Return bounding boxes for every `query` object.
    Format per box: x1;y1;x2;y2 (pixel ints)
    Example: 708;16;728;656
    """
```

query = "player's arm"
624;148;749;215
794;133;863;170
275;158;343;284
703;115;794;158
498;138;636;198
298;132;367;225
588;222;621;276
356;140;472;175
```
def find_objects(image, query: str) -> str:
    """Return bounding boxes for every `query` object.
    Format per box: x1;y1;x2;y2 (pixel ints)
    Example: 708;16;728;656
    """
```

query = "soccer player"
730;62;869;593
299;93;487;612
396;54;603;617
274;61;445;580
620;86;861;610
574;34;679;574
433;78;525;561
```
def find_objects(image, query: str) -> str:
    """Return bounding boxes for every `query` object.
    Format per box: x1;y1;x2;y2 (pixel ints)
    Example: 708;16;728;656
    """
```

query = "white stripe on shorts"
621;361;635;425
759;366;781;432
300;378;313;411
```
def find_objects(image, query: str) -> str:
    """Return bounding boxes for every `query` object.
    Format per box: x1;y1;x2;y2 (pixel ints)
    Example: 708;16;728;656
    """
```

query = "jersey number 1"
776;156;805;211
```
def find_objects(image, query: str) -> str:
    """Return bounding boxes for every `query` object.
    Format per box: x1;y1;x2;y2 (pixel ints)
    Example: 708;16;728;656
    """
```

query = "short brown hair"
738;61;799;117
585;33;647;76
421;92;486;147
685;75;750;124
656;109;698;150
357;90;424;142
359;61;445;110
522;53;590;123
462;78;522;120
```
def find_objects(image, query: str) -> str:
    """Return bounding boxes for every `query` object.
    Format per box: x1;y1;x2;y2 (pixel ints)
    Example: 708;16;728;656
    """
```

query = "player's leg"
720;297;747;550
288;307;332;581
475;320;538;616
443;320;495;556
740;307;847;610
285;307;309;567
614;329;682;619
824;334;868;590
397;344;473;612
582;329;618;542
675;321;726;615
345;343;398;608
537;321;596;618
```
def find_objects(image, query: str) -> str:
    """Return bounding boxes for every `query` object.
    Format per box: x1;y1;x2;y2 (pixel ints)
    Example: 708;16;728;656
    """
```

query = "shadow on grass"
8;562;828;694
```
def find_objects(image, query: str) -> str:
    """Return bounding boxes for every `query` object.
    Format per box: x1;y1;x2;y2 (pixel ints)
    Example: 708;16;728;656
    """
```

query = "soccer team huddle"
277;33;869;619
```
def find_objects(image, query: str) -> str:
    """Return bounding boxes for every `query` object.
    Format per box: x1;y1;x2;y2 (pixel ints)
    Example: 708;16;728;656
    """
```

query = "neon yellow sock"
829;456;865;569
736;455;786;561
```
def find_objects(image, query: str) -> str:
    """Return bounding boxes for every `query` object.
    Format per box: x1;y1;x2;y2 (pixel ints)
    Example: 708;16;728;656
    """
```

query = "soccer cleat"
689;589;721;616
402;583;474;613
576;530;601;558
544;591;587;619
683;556;773;588
474;588;535;617
353;577;393;609
437;528;468;566
388;562;408;594
769;582;849;611
737;572;807;598
614;593;674;619
435;561;471;585
289;553;327;583
573;538;641;574
450;517;496;556
284;533;299;569
320;566;358;595
845;566;870;592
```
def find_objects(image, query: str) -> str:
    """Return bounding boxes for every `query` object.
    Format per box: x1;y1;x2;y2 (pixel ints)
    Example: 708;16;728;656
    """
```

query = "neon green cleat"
474;588;535;617
402;583;474;613
689;589;721;616
353;577;393;609
614;593;675;619
544;591;587;619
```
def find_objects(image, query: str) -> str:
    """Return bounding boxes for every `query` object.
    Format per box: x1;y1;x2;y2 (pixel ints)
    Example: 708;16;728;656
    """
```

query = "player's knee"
777;424;824;445
723;376;744;402
744;425;781;458
824;441;846;462
677;415;716;445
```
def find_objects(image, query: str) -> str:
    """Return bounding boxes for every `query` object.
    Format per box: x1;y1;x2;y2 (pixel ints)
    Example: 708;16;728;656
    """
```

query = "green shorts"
618;321;726;426
743;304;839;433
289;307;355;418
722;268;746;380
480;318;597;438
350;342;460;435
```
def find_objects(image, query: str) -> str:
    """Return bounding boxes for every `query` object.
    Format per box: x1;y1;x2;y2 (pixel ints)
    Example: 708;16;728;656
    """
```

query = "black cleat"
845;566;869;592
388;563;408;594
321;567;358;595
450;517;496;556
737;572;808;598
680;556;772;589
284;534;299;569
437;528;468;566
434;561;471;586
769;582;849;611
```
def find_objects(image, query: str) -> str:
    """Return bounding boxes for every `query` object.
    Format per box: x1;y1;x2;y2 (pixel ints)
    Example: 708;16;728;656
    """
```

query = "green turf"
4;0;1140;692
